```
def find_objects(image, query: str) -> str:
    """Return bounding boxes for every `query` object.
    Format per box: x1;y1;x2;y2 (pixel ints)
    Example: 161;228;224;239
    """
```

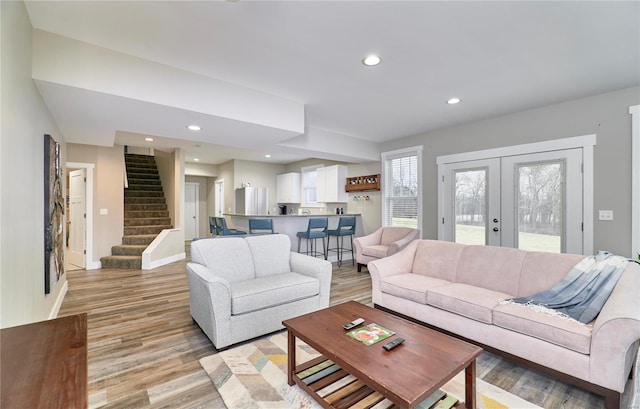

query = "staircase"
100;154;172;269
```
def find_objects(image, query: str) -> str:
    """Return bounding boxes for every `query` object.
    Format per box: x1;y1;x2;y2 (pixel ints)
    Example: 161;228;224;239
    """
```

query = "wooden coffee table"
283;301;482;409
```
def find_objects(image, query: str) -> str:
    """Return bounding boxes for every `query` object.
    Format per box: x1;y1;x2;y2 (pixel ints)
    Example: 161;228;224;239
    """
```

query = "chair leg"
337;235;342;267
297;237;301;253
349;235;354;266
357;263;364;273
323;237;327;260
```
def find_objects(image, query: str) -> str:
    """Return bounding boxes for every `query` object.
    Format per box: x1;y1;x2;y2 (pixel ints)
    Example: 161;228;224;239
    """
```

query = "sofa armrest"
368;240;419;305
354;227;384;250
290;252;333;307
387;229;420;256
186;262;234;344
589;262;640;392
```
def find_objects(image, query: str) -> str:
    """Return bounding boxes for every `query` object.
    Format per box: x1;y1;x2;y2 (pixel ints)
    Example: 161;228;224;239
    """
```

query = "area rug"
199;331;542;409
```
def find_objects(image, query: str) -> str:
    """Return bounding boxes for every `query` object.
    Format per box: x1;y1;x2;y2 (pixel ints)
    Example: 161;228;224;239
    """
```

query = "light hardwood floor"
58;250;371;409
59;245;621;409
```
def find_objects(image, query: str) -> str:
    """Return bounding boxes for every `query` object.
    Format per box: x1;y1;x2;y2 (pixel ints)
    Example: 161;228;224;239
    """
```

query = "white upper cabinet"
317;165;348;203
276;172;301;203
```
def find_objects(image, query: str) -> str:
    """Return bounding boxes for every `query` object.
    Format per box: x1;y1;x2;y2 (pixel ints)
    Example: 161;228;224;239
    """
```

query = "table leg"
465;360;476;409
287;331;296;386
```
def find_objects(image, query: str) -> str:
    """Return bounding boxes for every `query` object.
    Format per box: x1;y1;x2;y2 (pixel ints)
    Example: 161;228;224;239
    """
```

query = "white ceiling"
25;1;640;165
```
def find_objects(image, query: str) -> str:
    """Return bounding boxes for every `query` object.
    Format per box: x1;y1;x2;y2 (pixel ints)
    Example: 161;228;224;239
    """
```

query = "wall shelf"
345;174;380;192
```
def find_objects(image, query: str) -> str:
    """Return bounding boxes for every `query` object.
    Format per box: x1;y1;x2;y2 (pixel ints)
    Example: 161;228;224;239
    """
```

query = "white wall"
381;86;640;256
1;1;67;327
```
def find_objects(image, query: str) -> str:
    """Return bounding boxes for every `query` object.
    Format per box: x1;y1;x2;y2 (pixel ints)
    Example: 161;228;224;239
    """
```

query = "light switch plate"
100;208;108;215
598;210;613;221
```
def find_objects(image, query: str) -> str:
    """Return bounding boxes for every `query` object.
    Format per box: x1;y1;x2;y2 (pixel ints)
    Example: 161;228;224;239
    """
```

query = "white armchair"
186;234;332;349
353;227;420;272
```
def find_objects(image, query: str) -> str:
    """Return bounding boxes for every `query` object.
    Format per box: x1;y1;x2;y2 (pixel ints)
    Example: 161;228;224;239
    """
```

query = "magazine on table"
347;323;395;346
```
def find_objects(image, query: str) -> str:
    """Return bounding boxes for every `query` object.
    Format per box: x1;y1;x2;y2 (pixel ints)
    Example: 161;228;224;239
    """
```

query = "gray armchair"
354;226;420;272
186;234;332;349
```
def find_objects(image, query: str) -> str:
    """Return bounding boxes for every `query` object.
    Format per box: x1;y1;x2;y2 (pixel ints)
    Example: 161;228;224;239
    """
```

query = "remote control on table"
343;318;365;330
382;337;405;351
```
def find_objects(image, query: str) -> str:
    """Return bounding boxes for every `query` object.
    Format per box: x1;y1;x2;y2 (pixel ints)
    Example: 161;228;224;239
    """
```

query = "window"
301;164;324;207
381;146;423;229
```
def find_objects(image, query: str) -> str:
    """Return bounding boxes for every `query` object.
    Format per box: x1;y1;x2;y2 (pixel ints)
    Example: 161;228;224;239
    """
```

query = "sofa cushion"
412;240;465;281
517;252;585;297
380;227;415;246
190;237;255;283
245;234;292;277
381;274;451;305
362;245;389;259
230;272;319;315
493;302;592;354
427;283;513;324
455;245;526;295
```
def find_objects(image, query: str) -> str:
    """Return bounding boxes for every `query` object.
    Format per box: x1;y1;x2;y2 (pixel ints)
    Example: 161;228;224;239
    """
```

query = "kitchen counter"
224;213;363;262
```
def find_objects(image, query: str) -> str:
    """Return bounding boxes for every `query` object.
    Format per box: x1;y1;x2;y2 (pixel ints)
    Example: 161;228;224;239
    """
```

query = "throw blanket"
510;251;628;324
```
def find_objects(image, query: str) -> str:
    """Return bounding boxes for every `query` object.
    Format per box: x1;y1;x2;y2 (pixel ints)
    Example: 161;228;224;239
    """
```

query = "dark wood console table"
1;313;88;408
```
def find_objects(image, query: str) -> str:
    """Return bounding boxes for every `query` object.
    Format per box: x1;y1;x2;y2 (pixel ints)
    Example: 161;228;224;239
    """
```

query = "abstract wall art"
44;134;64;294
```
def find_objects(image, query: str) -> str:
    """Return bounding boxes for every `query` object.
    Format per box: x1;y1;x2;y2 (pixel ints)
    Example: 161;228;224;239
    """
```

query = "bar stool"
296;218;328;259
216;217;246;236
327;216;356;267
248;218;275;234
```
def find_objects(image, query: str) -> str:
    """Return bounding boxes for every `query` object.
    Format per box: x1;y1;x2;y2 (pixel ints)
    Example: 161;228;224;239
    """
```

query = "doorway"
215;178;224;216
67;169;86;269
65;162;96;269
438;135;595;255
185;182;199;240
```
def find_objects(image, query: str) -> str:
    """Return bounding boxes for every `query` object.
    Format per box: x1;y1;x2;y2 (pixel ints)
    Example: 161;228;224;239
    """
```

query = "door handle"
493;227;499;232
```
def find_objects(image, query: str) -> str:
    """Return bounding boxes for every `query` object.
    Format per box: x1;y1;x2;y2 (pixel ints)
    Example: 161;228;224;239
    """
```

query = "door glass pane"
516;161;563;253
454;169;487;245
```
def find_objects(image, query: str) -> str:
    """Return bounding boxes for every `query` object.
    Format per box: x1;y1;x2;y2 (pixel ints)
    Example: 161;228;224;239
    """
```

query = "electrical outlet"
598;210;613;221
100;208;108;215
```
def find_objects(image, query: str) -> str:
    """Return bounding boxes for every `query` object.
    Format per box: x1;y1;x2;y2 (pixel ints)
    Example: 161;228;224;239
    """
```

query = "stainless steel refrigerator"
235;187;268;215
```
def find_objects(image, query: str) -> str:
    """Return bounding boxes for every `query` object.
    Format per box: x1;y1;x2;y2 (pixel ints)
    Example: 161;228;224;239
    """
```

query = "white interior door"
215;179;224;216
68;169;86;268
185;182;199;240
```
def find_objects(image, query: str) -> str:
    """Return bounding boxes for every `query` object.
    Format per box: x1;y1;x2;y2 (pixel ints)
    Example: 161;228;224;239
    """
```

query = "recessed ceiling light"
193;158;200;162
362;55;382;66
447;98;461;105
187;125;202;131
144;137;154;142
265;154;271;158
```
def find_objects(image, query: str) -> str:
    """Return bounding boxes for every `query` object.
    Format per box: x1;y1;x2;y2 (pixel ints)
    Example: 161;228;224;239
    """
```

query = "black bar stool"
327;216;356;267
296;218;328;259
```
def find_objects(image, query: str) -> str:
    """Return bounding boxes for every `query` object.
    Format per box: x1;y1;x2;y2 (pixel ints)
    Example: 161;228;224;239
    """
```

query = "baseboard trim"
144;252;186;270
86;260;102;270
49;280;68;319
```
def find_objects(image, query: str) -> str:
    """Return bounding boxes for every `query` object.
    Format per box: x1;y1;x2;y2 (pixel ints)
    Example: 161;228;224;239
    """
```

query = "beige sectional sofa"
368;239;640;409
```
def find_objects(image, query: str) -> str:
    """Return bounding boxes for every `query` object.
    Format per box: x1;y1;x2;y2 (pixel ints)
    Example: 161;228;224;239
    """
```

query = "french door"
441;148;583;254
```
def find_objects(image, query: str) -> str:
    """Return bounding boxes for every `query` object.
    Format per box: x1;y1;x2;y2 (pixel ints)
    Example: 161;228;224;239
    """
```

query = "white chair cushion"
230;272;319;315
245;234;292;277
362;245;389;259
190;237;255;282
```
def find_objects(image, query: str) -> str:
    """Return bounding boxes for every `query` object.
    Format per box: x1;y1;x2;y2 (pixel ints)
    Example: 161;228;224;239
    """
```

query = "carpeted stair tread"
124;224;173;235
124;210;169;218
124;190;164;197
122;234;157;245
111;245;147;256
128;178;161;185
124;217;172;226
124;203;167;211
127;184;163;191
100;255;142;269
125;172;159;179
124;197;166;205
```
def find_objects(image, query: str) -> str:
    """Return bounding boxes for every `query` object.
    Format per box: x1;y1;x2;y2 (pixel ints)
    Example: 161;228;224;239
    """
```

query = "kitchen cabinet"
276;172;301;203
317;165;348;203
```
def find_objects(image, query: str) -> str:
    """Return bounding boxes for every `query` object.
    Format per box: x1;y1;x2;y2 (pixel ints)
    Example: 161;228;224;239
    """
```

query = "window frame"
300;164;324;208
381;146;423;233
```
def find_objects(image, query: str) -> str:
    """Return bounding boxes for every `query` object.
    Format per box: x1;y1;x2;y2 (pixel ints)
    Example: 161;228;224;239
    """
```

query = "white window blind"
301;164;323;207
382;146;422;229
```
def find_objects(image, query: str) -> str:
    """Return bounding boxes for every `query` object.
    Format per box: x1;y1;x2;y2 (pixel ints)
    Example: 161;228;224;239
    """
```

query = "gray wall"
1;1;68;327
381;86;640;256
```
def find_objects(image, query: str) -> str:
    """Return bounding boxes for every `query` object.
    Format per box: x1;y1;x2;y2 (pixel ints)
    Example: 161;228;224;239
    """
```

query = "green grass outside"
456;224;560;252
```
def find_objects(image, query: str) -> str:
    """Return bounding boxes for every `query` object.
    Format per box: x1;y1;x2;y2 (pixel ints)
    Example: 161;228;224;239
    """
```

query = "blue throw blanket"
510;251;629;324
